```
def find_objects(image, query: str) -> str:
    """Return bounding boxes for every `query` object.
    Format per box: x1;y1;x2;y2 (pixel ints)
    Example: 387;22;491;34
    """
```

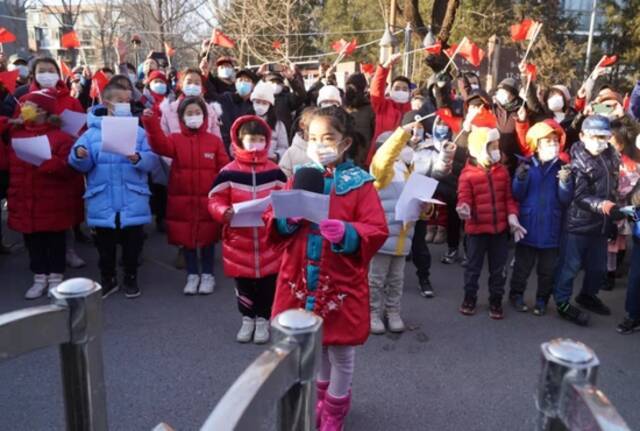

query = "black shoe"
557;302;590;326
459;294;477;315
575;294;611;316
123;274;141;299
489;295;504;320
101;275;119;299
419;278;434;298
533;298;547;316
509;294;528;312
0;242;12;255
617;317;640;335
441;248;458;264
601;272;615;291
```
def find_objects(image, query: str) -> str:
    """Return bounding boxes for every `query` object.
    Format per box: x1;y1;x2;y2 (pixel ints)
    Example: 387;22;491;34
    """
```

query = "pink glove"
319;219;345;244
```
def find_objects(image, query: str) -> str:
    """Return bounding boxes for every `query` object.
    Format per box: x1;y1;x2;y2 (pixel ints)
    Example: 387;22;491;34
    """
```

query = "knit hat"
549;85;571;103
317;85;342;106
20;89;58;114
250;80;275;105
525;121;557;153
146;70;167;84
468;128;499;161
497;77;519;96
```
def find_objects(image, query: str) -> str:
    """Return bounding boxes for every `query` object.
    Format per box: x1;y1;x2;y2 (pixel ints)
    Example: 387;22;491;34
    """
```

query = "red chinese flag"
59;60;72;80
360;63;375;75
272;40;283;50
623;93;630;111
61;30;81;49
600;55;617;67
210;29;235;49
90;70;109;99
424;41;442;55
164;42;175;57
445;43;458;58
510;18;540;42
331;38;357;55
472;106;498;129
0;69;19;94
0;28;16;44
525;63;537;81
436;108;462;134
458;38;485;68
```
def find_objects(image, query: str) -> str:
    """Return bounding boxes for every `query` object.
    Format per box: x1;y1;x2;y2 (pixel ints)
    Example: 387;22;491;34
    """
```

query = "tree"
84;0;124;66
602;0;640;91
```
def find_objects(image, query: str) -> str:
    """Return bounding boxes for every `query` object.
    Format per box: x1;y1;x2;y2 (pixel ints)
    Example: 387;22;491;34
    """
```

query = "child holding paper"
207;115;287;344
69;82;159;299
142;97;229;295
3;89;84;299
269;106;388;430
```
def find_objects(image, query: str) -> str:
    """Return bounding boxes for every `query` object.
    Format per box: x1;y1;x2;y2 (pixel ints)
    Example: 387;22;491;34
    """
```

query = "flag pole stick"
521;23;542;65
443;37;466;72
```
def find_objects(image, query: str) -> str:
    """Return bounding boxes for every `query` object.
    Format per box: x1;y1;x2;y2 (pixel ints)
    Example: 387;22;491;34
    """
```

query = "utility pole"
584;0;598;79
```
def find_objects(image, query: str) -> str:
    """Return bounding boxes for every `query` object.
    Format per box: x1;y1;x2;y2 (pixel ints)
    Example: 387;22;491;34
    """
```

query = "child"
208;115;287;344
143;97;229;295
508;121;573;316
141;70;171;111
249;81;289;162
4;89;84;298
69;82;159;299
269;106;388;429
456;112;524;319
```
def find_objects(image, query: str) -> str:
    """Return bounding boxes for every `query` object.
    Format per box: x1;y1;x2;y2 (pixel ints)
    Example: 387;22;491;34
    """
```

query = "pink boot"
320;392;351;431
316;380;329;429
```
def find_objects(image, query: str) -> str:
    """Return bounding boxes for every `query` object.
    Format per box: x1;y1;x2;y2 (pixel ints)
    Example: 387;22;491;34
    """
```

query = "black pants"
150;183;167;222
464;232;509;298
446;200;462;249
94;219;144;277
235;275;277;319
23;231;66;274
509;244;558;301
411;220;431;282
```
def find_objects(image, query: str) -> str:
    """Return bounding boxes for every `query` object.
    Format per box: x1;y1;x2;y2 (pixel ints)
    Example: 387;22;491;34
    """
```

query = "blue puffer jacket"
68;105;159;228
512;157;573;249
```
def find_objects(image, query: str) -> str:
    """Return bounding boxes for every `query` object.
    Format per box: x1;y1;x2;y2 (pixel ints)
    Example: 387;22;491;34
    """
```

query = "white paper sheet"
100;116;139;156
271;190;330;224
11;135;52;166
395;172;445;223
231;196;272;227
60;109;87;137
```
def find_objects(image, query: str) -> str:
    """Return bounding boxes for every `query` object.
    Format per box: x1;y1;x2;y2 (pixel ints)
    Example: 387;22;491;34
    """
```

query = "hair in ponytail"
308;105;367;168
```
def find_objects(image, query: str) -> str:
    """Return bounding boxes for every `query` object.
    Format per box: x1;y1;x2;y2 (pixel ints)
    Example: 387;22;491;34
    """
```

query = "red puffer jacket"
7;123;84;233
143;113;230;249
27;81;84;115
208;115;287;278
457;161;518;235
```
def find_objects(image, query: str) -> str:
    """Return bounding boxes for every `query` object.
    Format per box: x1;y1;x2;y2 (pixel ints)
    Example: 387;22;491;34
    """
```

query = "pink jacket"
159;96;222;139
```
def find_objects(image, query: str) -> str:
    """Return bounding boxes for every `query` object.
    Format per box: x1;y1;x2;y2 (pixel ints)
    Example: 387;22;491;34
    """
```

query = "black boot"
123;273;141;299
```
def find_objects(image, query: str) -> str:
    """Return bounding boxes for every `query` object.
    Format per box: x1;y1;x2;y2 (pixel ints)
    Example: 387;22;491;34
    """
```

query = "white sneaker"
370;314;386;335
236;317;255;343
253;317;270;344
25;274;48;299
183;274;200;295
47;273;64;293
66;248;86;268
386;312;406;333
199;274;215;295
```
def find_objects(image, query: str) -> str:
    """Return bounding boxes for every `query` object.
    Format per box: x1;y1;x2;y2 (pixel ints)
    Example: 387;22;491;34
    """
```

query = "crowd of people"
1;40;640;430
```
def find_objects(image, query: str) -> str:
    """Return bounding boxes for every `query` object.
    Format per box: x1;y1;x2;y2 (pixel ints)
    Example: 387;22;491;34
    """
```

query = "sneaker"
575;293;611;316
441;248;459;264
557;302;590;326
425;225;437;243
66;248;86;268
370;314;385;334
533;298;547;316
25;274;48;299
509;294;528;312
419;278;434;298
433;226;446;244
253;317;270;344
123;274;141;299
616;317;640;335
459;294;477;316
489;298;504;320
101;275;119;299
386;312;405;333
183;274;200;295
236;316;255;343
199;274;215;295
47;273;64;292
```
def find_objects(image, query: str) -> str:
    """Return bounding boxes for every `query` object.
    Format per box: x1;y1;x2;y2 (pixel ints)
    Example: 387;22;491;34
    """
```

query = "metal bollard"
271;309;323;431
50;278;108;431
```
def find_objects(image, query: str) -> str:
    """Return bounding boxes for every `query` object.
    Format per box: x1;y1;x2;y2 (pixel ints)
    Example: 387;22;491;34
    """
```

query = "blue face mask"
112;102;131;117
150;82;167;95
433;124;451;142
236;81;253;97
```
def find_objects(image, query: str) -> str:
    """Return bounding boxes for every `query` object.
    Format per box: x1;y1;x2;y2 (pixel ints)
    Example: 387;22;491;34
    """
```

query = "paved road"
1;226;638;431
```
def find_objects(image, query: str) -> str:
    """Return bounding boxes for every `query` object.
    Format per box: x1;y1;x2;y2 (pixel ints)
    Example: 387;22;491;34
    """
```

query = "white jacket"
279;133;312;178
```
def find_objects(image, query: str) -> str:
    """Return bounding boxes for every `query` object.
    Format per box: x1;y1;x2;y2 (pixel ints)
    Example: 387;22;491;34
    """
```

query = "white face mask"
538;145;559;162
495;89;511;106
218;67;235;80
253;102;269;116
400;146;414;164
489;149;501;163
243;139;266;152
390;90;410;104
150;82;166;95
307;143;341;166
584;137;608;156
36;72;59;88
112;102;131;117
184;114;204;129
182;84;201;97
547;95;565;113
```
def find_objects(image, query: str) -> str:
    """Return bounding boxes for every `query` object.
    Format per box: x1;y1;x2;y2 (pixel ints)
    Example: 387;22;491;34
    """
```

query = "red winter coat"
208;115;287;278
457;161;518;235
143;113;229;249
6;123;84;233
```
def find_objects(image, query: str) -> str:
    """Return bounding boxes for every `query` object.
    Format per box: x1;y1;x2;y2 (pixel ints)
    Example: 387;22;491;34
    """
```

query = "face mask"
433;124;450;142
489;149;501;163
253;102;269;116
538;145;559;162
128;73;137;84
112;102;131;117
9;64;29;79
236;81;253;97
584;137;608;156
218;67;235;80
272;84;283;95
150;82;166;95
495;89;511;106
547;95;565;113
182;84;201;97
400;146;414;164
307;143;341;166
184;114;203;129
243;139;266;152
20;105;38;122
35;72;59;88
390;90;410;104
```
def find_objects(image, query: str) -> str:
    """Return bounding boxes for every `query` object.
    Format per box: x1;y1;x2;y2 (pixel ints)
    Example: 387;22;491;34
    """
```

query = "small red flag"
424;41;442;55
525;63;537;81
360;63;375;75
59;60;72;80
623;92;630;111
0;69;19;94
61;30;81;49
448;38;484;67
599;55;617;67
436;108;462;134
164;42;175;57
510;18;540;42
472;107;498;129
272;40;283;50
331;38;357;55
0;28;16;44
90;70;109;100
210;29;235;49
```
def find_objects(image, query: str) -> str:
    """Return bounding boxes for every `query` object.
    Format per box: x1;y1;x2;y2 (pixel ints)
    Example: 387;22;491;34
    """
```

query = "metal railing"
0;278;108;431
535;338;631;431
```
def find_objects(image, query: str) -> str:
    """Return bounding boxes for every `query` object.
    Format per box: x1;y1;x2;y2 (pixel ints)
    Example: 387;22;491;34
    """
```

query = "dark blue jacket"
512;157;573;248
217;91;253;155
630;80;640;122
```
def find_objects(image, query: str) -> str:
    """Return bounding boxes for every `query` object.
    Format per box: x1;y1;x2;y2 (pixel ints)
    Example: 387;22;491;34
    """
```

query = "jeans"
464;232;509;298
368;253;406;315
94;216;144;277
625;237;640;319
184;244;215;275
509;244;558;301
553;233;607;305
411;220;431;281
23;231;66;274
235;275;277;319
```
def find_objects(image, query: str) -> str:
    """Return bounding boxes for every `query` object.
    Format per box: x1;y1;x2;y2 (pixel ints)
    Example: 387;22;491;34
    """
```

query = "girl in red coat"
208;115;287;344
4;89;84;299
269;106;388;430
143;97;229;295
